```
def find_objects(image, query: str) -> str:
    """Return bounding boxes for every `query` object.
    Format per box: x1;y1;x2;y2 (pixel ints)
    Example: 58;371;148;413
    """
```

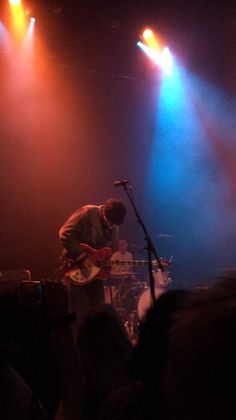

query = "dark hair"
162;276;236;420
104;199;127;225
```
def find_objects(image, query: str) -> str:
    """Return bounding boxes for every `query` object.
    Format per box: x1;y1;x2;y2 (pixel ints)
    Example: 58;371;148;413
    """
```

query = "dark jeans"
66;278;105;339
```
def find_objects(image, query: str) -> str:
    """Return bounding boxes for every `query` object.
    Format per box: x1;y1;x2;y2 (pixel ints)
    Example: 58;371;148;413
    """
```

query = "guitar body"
65;243;171;286
66;244;112;286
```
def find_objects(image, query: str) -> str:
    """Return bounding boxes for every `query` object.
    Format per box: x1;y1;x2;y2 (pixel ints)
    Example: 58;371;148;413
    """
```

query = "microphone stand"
120;182;165;306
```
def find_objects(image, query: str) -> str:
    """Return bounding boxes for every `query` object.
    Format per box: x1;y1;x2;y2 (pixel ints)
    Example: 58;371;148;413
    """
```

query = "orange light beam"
9;0;26;41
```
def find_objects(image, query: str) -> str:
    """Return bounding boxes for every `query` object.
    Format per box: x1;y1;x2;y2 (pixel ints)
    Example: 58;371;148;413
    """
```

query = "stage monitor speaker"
0;270;31;294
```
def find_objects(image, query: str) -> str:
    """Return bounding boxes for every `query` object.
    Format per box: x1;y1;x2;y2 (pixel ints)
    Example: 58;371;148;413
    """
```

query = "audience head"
162;273;236;420
129;289;190;386
76;304;133;418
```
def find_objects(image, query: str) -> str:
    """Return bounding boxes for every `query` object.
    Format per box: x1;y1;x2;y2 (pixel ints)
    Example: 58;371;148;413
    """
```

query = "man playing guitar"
59;198;127;335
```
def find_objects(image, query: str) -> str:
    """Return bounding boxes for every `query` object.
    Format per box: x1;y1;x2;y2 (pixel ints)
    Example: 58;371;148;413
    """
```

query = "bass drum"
153;269;171;287
121;281;146;315
137;286;165;320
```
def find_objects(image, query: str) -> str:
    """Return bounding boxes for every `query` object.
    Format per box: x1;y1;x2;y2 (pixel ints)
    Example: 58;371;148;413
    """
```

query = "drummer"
110;238;136;281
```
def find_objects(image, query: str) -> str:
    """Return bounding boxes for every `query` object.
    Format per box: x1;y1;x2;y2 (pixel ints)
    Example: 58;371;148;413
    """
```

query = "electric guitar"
64;243;171;286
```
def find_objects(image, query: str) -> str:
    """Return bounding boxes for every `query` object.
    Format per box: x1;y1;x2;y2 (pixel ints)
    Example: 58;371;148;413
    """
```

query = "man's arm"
59;207;89;259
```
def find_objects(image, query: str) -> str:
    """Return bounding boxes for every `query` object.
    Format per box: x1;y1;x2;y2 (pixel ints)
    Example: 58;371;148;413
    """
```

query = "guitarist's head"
103;199;127;227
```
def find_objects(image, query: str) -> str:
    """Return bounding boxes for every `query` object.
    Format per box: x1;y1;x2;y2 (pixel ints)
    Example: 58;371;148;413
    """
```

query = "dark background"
1;0;236;288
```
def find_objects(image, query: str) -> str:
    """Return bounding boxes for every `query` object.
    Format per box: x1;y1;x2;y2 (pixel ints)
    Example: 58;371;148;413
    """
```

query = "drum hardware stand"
108;285;114;305
124;311;139;343
115;180;165;307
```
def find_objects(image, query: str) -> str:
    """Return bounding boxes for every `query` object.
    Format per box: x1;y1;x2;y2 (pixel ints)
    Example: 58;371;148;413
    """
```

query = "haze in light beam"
0;22;13;52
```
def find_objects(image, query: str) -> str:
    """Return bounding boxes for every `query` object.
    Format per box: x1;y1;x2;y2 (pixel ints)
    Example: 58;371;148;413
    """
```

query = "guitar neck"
109;260;159;267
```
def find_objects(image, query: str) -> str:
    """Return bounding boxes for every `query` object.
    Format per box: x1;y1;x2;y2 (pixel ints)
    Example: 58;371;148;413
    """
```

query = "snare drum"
137;286;165;320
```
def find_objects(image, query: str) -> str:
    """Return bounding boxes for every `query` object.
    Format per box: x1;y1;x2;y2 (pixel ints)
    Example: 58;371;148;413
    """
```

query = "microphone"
114;180;130;187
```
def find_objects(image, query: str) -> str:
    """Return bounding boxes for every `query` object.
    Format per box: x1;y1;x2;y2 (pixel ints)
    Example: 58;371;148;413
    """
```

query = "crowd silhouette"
0;270;236;419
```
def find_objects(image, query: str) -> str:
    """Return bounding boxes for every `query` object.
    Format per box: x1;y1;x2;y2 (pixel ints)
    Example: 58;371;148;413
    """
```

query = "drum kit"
104;268;172;341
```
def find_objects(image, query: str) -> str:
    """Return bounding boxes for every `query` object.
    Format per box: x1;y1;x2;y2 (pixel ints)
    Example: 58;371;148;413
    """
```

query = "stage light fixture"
137;30;173;76
28;16;36;33
143;29;153;39
141;28;160;52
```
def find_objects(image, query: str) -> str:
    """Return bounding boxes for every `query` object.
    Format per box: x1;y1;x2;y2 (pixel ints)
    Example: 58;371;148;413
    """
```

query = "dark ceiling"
21;0;236;87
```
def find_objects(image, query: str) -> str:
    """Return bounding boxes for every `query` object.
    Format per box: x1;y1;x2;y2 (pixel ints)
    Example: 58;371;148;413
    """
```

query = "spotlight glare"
9;0;26;41
143;29;153;39
9;0;21;5
28;16;36;34
137;42;173;76
142;28;161;53
137;41;161;66
24;15;36;46
160;47;173;76
26;16;36;36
